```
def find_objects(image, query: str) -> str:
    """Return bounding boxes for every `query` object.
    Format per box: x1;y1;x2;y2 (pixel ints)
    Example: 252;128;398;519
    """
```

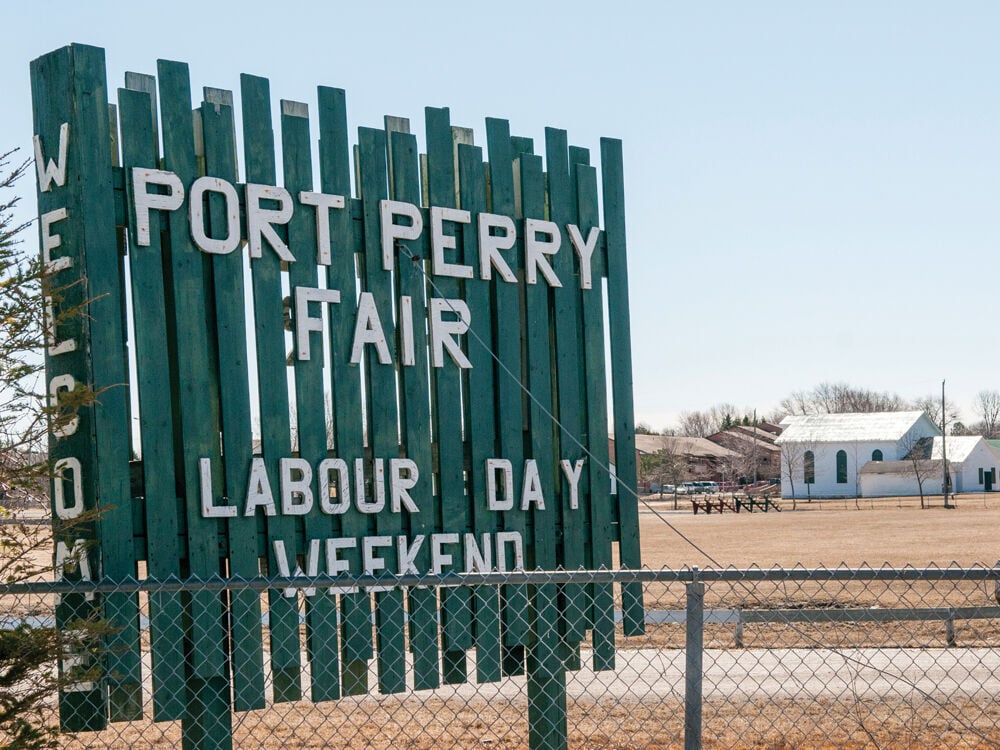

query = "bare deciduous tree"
898;433;937;510
910;394;961;434
780;382;907;416
974;390;1000;439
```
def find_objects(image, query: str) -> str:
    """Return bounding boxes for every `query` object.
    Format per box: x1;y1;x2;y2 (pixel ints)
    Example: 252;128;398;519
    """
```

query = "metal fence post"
684;571;705;750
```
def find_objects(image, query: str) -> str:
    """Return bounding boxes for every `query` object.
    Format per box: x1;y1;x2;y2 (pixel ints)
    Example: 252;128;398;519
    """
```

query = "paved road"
407;647;1000;704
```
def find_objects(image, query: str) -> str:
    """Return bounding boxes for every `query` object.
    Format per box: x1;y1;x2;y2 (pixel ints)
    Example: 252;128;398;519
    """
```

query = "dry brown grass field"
637;492;1000;568
14;495;1000;748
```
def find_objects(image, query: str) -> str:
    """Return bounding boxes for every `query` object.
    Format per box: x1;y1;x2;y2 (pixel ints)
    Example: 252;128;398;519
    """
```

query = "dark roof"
902;436;934;461
859;458;943;475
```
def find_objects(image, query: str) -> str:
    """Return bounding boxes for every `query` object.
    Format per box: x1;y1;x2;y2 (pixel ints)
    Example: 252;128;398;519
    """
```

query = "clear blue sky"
4;2;998;429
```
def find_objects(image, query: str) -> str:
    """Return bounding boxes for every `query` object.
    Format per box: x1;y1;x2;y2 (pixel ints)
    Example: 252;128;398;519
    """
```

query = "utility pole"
942;379;952;509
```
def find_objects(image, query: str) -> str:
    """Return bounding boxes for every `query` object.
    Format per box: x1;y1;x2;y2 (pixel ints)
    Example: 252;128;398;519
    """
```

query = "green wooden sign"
32;43;642;750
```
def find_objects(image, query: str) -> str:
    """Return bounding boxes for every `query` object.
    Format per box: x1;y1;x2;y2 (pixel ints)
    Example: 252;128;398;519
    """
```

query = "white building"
858;459;954;498
858;436;999;496
928;436;999;493
775;411;941;498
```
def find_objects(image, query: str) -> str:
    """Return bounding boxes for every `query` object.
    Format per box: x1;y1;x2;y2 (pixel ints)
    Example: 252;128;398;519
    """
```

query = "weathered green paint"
199;87;268;712
575;161;616;671
358;126;408;695
316;86;372;696
156;59;233;750
546;127;587;649
425;106;472;684
485;118;528;668
31;43;110;732
239;73;303;703
601;138;645;636
458;142;503;684
387;128;441;691
119;83;188;720
32;46;641;750
281;101;343;703
520;152;569;749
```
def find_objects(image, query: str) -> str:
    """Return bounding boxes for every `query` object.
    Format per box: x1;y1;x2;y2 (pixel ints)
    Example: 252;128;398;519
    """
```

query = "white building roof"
775;411;939;444
930;436;985;463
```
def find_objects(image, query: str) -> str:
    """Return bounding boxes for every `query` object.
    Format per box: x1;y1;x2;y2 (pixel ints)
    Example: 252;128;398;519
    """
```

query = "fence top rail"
4;565;1000;595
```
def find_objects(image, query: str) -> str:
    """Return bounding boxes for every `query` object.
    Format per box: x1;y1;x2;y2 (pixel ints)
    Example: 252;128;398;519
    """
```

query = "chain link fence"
2;566;999;748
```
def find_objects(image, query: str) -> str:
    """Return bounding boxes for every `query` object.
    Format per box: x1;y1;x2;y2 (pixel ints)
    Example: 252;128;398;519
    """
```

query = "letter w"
34;123;70;193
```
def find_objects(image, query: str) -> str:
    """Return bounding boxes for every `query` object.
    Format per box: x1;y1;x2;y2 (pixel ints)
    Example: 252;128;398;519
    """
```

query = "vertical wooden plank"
545;127;589;648
520;152;568;749
457;143;502;683
357;126;408;695
31;43;110;732
567;145;597;662
387;128;441;691
280;99;343;702
574;161;616;671
78;50;143;724
315;86;372;697
424;106;472;683
156;59;233;749
600;137;644;635
156;58;232;749
200;87;267;711
484;118;528;672
510;136;535;157
118;82;187;721
239;73;304;703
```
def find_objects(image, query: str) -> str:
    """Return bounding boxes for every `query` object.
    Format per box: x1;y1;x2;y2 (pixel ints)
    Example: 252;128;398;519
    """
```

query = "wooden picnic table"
691;494;782;514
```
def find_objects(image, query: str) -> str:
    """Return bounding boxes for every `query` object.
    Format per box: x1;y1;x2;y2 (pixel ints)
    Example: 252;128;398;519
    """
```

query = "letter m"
34;122;70;192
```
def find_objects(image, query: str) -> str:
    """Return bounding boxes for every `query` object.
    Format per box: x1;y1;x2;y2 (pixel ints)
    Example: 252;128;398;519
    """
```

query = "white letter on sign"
49;373;79;438
464;533;493;573
478;213;517;283
525;218;562;287
350;293;392;365
295;286;340;361
41;208;71;273
53;457;83;520
429;298;472;369
560;458;585;510
318;458;350;514
355;458;386;513
430;206;473;279
431;533;460;574
40;208;75;356
200;457;236;517
389;458;419;513
299;191;345;266
567;224;600;290
521;459;545;510
246;184;294;261
397;535;425;575
189;176;241;255
132;168;185;247
34;122;69;193
326;538;357;594
281;457;314;515
363;536;392;575
244;457;277;516
496;531;524;572
380;200;423;271
486;458;514;511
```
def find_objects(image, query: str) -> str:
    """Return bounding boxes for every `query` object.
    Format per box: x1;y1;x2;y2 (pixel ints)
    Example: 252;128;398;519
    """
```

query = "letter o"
189;176;241;255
